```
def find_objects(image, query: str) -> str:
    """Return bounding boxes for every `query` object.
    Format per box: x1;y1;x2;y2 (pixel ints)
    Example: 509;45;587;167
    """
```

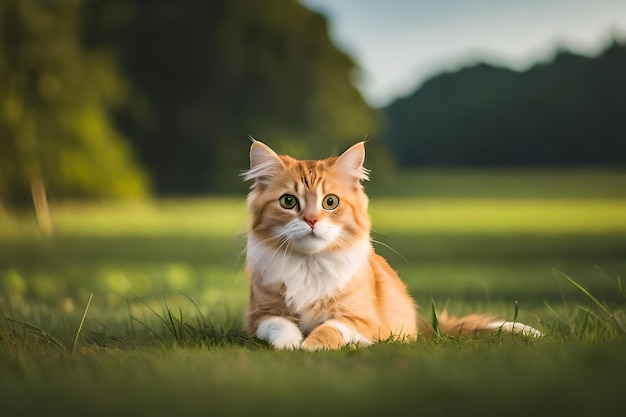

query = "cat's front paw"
271;333;303;350
257;316;303;350
301;325;345;351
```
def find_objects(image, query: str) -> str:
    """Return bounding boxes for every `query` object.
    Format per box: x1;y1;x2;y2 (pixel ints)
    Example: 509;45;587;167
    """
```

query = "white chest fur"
246;235;371;313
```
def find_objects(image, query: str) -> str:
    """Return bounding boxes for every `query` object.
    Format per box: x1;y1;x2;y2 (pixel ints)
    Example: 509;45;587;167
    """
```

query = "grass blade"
554;269;625;336
179;291;207;324
72;293;93;353
4;318;66;350
138;297;170;329
553;269;611;316
543;300;561;321
617;276;625;298
430;300;442;337
130;316;164;344
162;293;180;344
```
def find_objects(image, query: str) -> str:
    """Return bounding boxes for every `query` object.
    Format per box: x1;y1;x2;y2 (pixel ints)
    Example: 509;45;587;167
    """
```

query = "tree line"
383;40;626;168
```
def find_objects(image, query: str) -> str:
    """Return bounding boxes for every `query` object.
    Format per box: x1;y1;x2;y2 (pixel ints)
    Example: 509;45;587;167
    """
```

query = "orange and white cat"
243;140;541;350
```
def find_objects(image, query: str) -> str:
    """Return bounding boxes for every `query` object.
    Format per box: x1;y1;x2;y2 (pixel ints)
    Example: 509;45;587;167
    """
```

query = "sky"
302;0;626;107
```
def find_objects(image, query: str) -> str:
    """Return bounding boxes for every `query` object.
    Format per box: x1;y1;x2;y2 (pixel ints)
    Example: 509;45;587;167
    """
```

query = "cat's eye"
279;194;298;209
322;194;340;210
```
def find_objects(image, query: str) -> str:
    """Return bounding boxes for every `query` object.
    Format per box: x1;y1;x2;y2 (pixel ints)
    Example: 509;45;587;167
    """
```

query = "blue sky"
302;0;626;107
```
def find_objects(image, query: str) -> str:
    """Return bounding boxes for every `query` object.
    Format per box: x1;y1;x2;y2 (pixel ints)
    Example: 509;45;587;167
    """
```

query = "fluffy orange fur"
243;140;540;350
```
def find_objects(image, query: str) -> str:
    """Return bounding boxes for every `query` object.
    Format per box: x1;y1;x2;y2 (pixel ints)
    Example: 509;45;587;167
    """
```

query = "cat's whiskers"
253;235;289;256
332;232;369;250
259;233;296;280
276;239;293;284
370;238;409;264
246;237;275;261
247;234;289;272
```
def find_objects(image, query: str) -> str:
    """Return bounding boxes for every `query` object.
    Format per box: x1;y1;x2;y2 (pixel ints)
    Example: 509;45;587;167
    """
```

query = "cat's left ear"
336;142;370;182
242;140;283;187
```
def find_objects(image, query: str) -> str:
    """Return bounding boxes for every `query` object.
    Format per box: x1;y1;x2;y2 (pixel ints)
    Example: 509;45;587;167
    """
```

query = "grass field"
1;170;625;417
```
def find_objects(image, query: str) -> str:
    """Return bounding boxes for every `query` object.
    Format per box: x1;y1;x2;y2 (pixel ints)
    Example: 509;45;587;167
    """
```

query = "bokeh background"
1;0;624;206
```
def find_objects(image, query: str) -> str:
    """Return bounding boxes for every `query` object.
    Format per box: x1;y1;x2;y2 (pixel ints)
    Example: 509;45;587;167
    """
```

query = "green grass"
1;169;625;417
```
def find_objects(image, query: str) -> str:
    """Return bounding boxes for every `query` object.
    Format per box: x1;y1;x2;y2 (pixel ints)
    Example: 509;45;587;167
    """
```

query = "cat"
242;140;542;350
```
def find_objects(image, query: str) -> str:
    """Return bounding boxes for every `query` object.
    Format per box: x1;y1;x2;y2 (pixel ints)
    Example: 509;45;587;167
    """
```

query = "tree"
84;0;382;194
0;0;149;206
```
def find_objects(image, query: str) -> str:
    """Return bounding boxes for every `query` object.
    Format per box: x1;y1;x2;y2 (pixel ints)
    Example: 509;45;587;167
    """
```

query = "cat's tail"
418;311;543;338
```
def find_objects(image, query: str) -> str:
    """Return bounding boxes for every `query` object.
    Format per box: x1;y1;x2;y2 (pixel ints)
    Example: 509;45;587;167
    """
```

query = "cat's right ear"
241;141;283;188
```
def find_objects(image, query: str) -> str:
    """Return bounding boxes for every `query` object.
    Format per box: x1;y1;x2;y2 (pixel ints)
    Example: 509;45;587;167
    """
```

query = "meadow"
1;169;625;417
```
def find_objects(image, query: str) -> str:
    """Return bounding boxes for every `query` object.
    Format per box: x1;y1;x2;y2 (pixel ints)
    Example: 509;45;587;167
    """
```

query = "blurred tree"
84;0;382;194
384;40;626;168
0;0;149;205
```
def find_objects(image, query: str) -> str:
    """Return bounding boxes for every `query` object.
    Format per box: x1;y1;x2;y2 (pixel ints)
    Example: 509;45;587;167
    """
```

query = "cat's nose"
304;216;318;228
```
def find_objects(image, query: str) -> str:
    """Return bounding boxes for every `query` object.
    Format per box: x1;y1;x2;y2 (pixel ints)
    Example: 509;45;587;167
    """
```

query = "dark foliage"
84;0;381;194
384;40;626;167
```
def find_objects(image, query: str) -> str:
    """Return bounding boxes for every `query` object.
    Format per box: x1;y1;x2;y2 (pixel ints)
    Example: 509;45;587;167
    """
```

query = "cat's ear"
336;142;370;182
242;140;283;187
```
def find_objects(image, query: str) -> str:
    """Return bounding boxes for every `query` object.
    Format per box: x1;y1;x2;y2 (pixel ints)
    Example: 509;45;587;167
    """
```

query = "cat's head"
243;140;371;255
